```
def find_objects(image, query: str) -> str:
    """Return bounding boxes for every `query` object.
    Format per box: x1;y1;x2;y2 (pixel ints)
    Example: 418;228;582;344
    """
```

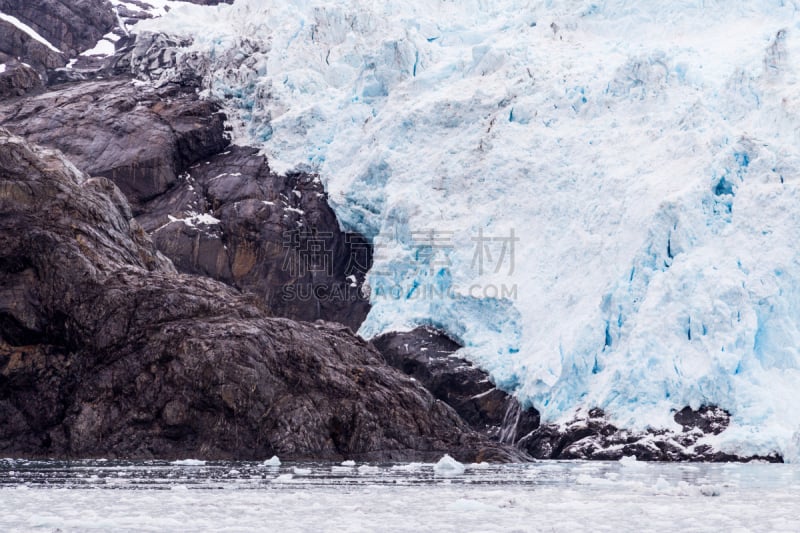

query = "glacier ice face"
140;0;800;459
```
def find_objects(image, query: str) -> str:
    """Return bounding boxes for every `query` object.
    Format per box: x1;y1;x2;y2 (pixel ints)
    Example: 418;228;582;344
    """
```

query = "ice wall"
140;0;800;459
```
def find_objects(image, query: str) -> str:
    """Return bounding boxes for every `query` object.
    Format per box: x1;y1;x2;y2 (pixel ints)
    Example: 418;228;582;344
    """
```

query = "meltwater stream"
1;459;799;532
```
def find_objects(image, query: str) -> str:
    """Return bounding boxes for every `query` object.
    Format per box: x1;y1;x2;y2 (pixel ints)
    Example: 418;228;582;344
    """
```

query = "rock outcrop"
373;327;540;444
137;146;372;330
372;328;782;462
0;129;521;462
0;61;42;99
0;77;371;330
0;79;228;207
517;407;782;462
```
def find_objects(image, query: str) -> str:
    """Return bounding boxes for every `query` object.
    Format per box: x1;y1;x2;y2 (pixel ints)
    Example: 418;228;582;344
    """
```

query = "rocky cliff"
0;128;519;462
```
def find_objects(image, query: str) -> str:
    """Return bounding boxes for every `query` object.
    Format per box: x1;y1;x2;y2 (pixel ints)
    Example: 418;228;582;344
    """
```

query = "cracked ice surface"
140;1;800;459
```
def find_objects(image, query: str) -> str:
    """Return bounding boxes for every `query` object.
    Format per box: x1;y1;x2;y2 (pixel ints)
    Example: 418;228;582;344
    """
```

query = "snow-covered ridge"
140;0;800;460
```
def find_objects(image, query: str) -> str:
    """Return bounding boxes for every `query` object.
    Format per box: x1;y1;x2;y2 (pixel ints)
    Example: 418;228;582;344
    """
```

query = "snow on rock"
140;0;800;461
81;38;116;57
433;455;465;477
167;212;221;228
0;11;61;53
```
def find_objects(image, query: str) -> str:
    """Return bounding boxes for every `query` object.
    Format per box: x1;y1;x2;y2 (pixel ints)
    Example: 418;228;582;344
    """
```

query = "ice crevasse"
140;0;800;460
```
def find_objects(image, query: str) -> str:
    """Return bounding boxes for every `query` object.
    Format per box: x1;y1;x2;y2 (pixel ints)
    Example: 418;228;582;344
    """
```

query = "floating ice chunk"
262;456;281;467
357;464;380;474
293;467;312;475
654;476;671;492
390;462;424;472
433;455;465;477
171;459;206;466
699;485;722;497
340;460;356;467
0;64;6;74
619;455;645;467
447;498;501;513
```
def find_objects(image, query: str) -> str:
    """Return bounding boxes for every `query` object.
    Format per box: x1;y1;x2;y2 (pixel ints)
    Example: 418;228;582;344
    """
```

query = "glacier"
139;0;800;460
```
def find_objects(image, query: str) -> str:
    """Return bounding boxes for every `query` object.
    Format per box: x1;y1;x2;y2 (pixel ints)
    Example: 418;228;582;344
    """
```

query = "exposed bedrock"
0;77;370;329
0;129;524;462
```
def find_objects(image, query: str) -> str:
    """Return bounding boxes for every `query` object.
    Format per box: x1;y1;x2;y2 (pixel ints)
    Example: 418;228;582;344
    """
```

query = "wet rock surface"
0;129;522;463
372;327;540;444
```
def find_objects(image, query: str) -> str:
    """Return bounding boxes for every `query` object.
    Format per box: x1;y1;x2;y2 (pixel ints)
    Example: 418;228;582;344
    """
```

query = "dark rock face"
518;407;782;462
373;327;782;462
0;77;371;330
137;146;372;331
0;129;521;462
673;405;731;435
0;61;43;99
0;79;228;206
372;327;540;444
